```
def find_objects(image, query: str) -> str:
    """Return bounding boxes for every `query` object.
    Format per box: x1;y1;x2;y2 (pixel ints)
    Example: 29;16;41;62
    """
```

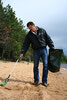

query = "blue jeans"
33;48;48;84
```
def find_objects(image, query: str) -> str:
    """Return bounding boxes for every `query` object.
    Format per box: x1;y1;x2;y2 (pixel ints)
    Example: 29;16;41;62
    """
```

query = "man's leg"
33;50;40;83
41;48;48;84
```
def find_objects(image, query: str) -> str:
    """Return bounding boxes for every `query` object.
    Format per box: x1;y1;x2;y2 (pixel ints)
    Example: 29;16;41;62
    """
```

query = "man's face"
28;24;36;32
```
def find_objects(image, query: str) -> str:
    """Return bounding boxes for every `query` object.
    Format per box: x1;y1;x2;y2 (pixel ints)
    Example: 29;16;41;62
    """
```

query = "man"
20;21;55;87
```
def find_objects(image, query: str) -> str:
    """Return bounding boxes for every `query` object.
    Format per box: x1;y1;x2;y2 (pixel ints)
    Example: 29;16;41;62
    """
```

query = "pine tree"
0;0;8;58
3;4;27;60
0;1;33;61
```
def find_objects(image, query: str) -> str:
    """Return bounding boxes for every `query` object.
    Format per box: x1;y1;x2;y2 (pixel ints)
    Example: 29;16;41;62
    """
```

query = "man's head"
27;21;37;32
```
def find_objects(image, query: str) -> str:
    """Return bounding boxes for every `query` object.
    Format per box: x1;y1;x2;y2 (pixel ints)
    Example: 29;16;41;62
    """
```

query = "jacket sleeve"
44;30;55;49
21;34;30;56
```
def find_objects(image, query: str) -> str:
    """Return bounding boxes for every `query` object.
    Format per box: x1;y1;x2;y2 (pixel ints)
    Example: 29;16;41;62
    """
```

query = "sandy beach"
0;61;67;100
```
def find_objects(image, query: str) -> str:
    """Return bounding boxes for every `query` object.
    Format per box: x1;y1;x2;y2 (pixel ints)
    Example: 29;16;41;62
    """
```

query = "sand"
0;61;67;100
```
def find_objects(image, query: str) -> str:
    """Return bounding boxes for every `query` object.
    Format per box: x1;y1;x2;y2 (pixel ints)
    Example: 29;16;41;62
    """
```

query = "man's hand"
20;54;24;59
53;48;55;50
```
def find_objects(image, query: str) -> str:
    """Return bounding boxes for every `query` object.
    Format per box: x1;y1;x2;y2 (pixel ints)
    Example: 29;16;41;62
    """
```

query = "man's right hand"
20;54;24;59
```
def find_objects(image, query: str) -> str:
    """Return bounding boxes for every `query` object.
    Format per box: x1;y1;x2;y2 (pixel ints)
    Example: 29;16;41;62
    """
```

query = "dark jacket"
21;27;54;56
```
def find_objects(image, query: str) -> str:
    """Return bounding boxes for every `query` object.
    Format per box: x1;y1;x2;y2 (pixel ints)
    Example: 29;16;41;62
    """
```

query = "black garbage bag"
48;49;63;72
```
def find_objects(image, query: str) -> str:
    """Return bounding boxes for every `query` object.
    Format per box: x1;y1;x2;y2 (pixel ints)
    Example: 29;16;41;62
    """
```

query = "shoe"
42;83;47;87
34;81;39;86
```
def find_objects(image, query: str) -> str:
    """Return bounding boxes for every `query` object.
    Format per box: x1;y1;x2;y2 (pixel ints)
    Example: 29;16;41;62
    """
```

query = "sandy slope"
0;61;67;100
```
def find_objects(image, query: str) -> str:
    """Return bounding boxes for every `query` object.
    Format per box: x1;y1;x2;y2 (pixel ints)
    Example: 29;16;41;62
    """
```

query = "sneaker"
42;83;47;87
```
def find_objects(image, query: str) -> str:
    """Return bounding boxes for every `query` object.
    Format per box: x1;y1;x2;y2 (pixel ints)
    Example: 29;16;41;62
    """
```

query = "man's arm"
43;30;55;49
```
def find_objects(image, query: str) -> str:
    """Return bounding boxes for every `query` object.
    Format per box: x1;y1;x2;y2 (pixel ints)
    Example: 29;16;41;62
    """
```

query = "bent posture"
20;21;55;86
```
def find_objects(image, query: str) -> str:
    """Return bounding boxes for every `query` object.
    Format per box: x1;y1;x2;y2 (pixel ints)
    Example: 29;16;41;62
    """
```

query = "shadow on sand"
0;77;34;85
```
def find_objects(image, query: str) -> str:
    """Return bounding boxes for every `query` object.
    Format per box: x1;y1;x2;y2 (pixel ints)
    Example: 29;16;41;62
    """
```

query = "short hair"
27;21;35;27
